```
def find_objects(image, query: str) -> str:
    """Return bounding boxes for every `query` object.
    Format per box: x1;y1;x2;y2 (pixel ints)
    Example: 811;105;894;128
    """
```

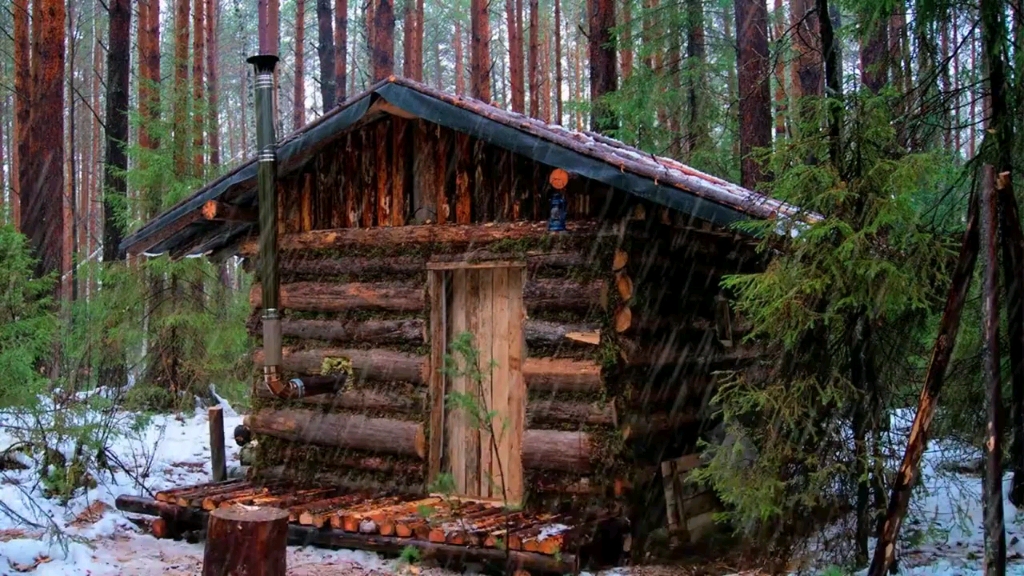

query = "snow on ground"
0;397;1021;575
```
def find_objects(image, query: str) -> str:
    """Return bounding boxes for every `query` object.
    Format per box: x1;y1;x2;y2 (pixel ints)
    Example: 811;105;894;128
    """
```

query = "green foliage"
0;225;57;408
398;545;421;565
693;92;961;558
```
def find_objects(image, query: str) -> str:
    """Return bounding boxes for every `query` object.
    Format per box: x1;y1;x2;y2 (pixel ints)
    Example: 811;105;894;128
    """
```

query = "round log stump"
202;505;289;576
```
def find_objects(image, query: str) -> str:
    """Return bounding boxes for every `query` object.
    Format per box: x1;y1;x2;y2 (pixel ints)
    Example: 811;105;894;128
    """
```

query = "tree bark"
735;0;771;189
588;0;617;133
245;408;428;458
684;0;706;157
317;0;337;110
173;0;191;177
981;165;1007;575
193;0;206;171
11;0;29;232
469;0;491;101
102;0;131;262
206;0;220;166
255;382;427;413
522;429;593;472
508;0;525;112
454;20;465;95
139;0;162;217
789;0;821;134
202;506;289;576
209;406;227;482
867;192;980;576
528;0;540;118
334;0;348;103
294;0;307;129
372;0;395;80
22;0;66;291
553;0;563;122
859;10;888;93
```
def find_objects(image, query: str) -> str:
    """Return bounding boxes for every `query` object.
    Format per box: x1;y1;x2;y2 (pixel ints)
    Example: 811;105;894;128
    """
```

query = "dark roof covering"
121;77;805;258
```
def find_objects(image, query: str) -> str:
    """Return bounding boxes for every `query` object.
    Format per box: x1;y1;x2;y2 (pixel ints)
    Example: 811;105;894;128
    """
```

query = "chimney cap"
247;54;280;73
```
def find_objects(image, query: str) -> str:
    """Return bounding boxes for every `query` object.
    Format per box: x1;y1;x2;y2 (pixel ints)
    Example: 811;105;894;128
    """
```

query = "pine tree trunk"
294;0;307;129
817;0;840;164
23;0;66;293
859;6;888;93
541;19;550;122
372;0;394;80
772;0;785;138
403;0;415;78
980;165;1007;576
528;0;539;117
334;0;348;103
507;0;524;112
173;0;191;178
470;0;491;101
553;0;562;123
642;0;656;71
684;0;706;156
454;20;464;94
588;0;616;133
619;0;632;80
735;0;771;188
207;0;220;166
789;0;821;133
317;0;337;109
103;0;131;263
194;0;207;172
13;0;29;233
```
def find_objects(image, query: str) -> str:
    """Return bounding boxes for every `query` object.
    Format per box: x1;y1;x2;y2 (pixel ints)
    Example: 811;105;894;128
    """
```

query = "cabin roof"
121;76;806;258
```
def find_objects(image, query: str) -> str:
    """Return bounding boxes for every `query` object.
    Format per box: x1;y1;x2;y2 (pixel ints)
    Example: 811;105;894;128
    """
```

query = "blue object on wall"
548;192;567;232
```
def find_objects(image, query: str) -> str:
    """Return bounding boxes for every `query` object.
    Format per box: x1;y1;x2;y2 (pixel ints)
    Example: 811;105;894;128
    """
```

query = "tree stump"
202;505;289;576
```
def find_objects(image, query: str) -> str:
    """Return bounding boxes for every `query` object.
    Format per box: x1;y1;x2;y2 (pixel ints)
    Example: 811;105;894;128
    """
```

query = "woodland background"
0;0;1021;571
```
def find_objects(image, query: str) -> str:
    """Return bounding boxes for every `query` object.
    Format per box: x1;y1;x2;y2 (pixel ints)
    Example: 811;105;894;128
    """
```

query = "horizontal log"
245;408;427;459
527;400;617;427
251;279;603;315
524;357;603;394
254;347;429;384
250;282;424;313
239;221;608;254
621;411;701;441
257;348;603;393
255;383;427;414
116;495;210;525
523;429;594;473
250;315;598;348
280;255;427;277
271;447;426;476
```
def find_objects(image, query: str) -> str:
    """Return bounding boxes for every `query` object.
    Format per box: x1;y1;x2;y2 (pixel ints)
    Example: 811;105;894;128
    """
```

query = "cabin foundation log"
254;383;427;413
245;409;428;459
522;429;594;473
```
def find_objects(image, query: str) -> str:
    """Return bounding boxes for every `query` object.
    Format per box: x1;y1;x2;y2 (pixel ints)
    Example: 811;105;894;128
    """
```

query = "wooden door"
427;263;525;504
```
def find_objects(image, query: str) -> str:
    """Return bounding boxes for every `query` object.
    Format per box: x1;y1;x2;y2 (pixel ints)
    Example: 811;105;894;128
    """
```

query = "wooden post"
202;505;289;576
209;406;227;482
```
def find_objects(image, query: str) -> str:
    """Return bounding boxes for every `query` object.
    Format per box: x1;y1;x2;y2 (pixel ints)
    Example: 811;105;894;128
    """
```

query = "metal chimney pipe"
248;54;344;400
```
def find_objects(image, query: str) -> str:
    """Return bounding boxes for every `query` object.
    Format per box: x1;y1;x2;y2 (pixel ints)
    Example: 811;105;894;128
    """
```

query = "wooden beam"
239;220;610;254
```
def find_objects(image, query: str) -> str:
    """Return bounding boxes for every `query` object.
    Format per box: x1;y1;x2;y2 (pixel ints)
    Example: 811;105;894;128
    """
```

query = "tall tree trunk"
859;7;888;93
470;0;491;101
454;20;464;94
553;0;562;123
173;0;191;177
65;0;75;300
817;0;840;164
573;23;583;129
772;0;785;138
541;19;551;122
684;0;706;157
509;0;525;111
207;0;220;166
140;0;162;217
641;0;656;71
735;0;771;188
294;0;307;129
528;0;539;117
619;0;632;80
981;165;1007;576
789;0;821;132
22;0;66;293
402;0;423;81
194;0;207;172
334;0;348;103
13;0;29;233
588;0;616;133
103;0;131;263
371;0;394;80
317;0;337;109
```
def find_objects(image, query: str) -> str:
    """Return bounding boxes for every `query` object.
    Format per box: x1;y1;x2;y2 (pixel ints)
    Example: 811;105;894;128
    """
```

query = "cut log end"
202;505;290;576
614;306;633;333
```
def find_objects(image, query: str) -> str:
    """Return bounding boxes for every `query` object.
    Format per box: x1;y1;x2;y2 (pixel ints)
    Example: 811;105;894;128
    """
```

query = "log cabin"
117;56;804;571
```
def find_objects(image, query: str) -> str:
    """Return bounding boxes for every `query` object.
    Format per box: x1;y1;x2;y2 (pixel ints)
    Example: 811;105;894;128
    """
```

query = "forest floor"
0;401;1023;575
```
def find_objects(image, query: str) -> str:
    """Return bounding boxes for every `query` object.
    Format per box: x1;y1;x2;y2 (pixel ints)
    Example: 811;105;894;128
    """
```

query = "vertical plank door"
428;263;525;505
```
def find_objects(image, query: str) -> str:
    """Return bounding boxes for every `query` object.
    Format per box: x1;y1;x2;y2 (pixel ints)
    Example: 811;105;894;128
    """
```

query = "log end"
614;306;633;334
